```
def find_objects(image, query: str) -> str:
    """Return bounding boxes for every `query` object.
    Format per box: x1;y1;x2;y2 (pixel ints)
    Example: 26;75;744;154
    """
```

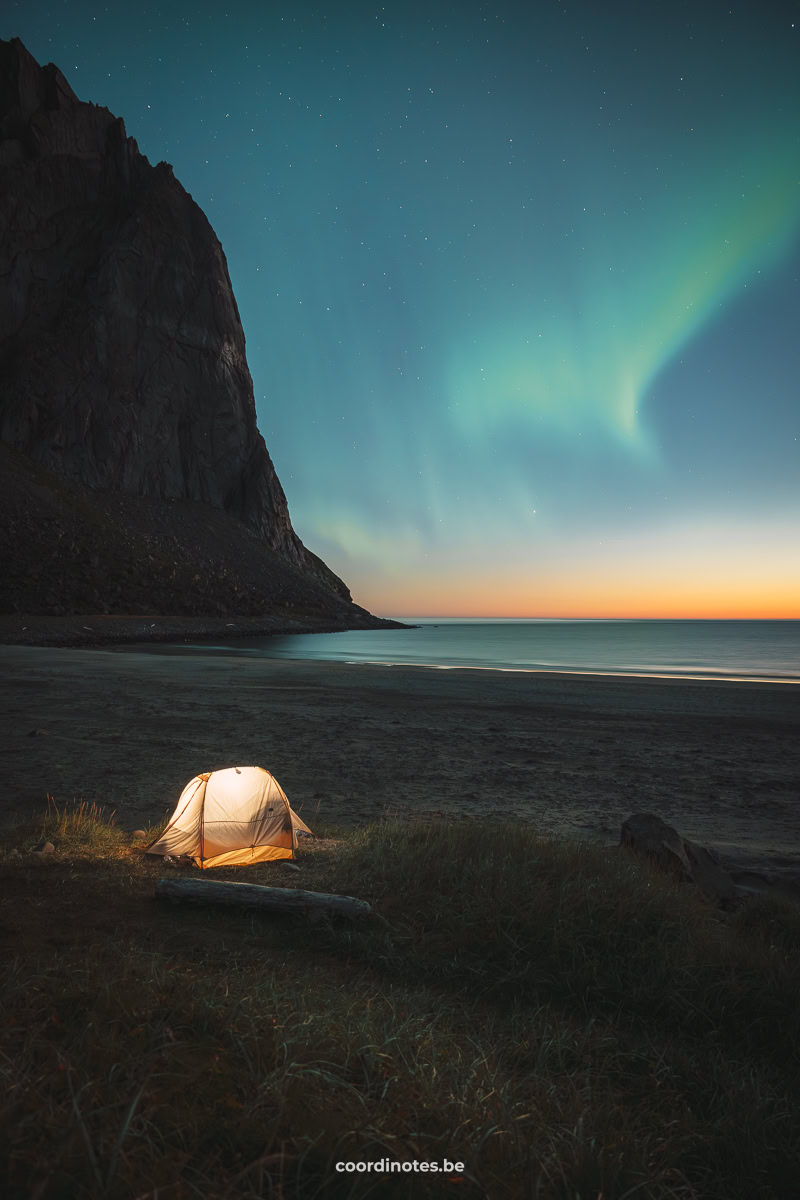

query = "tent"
146;766;313;868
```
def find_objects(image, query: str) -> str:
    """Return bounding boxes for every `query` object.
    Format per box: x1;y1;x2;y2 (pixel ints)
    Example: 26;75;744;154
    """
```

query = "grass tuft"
36;795;126;854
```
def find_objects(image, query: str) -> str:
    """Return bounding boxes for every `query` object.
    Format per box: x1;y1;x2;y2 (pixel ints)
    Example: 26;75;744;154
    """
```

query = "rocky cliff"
0;37;356;616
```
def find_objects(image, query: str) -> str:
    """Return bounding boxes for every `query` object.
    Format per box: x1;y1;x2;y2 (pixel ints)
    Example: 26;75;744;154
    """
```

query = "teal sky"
9;0;800;616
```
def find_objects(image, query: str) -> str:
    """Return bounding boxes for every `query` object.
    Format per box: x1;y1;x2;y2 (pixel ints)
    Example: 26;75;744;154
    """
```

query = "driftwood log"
155;877;372;919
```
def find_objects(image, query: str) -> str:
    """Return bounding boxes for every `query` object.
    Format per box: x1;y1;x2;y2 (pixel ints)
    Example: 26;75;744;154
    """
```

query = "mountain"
0;38;385;627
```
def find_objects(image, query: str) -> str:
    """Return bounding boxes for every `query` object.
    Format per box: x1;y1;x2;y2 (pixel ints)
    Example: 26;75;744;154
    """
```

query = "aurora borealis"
10;1;800;617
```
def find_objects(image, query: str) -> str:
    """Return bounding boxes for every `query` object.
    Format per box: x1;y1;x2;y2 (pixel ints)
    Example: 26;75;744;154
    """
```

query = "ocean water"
191;618;800;683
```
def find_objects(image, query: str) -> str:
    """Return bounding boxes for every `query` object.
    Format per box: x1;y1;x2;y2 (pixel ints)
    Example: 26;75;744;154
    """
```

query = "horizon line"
382;614;800;622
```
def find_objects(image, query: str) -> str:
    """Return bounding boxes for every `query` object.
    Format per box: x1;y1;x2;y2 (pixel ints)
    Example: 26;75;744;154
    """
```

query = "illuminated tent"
146;766;313;868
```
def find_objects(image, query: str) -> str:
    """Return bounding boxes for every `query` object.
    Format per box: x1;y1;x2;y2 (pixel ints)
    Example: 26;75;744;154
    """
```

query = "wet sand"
2;644;799;877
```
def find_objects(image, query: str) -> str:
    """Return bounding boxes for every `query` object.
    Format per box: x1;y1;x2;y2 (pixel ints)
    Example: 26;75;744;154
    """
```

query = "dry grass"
1;806;798;1198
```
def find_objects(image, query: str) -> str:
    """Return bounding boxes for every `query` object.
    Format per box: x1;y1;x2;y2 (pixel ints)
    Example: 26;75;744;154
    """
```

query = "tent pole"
199;780;205;867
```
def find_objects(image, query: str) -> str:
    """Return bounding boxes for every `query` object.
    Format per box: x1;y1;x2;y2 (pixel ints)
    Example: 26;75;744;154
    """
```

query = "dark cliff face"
0;37;349;602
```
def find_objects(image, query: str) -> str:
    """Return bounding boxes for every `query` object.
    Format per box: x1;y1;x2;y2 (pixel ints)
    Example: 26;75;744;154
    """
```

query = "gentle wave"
340;659;799;683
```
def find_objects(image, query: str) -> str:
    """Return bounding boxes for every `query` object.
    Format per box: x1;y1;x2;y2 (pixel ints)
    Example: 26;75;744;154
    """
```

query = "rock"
620;812;737;906
281;862;301;872
0;36;363;616
682;840;737;906
620;813;690;875
26;728;46;737
130;829;148;840
33;840;55;854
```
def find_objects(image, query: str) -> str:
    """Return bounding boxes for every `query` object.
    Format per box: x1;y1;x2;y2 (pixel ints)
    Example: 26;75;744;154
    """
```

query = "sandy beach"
2;642;799;879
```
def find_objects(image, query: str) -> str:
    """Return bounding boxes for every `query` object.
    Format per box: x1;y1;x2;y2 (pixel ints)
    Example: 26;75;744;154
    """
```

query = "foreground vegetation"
1;802;799;1199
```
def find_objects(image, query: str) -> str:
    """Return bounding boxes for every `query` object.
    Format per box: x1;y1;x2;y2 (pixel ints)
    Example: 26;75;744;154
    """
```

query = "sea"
189;618;800;684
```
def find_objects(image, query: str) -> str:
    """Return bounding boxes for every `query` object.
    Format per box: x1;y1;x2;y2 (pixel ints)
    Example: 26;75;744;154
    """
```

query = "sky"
8;0;800;618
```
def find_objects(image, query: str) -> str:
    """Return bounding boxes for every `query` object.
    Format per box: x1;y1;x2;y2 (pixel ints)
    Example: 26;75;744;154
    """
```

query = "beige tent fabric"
146;766;313;868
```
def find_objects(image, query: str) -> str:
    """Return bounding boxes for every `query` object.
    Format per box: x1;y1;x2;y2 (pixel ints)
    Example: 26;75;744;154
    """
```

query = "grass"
35;797;129;855
1;805;799;1199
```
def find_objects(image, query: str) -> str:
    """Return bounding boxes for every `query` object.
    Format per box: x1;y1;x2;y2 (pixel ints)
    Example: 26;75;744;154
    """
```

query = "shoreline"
0;611;410;649
115;643;800;694
123;641;800;687
2;643;799;889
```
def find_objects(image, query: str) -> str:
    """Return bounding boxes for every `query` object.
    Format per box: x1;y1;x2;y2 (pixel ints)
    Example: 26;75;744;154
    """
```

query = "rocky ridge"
0;439;398;630
0;37;367;622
